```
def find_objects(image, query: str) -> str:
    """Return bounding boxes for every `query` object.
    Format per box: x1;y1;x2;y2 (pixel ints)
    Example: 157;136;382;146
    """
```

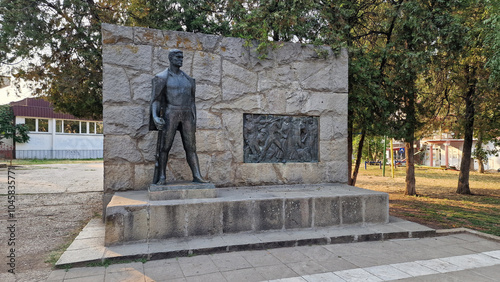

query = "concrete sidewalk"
46;221;500;281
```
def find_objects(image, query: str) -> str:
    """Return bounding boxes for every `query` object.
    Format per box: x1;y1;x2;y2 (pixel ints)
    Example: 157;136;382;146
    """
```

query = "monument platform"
56;216;438;268
105;184;389;246
149;182;216;200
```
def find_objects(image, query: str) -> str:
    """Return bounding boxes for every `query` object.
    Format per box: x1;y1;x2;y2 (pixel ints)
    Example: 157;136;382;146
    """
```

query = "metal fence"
15;150;103;159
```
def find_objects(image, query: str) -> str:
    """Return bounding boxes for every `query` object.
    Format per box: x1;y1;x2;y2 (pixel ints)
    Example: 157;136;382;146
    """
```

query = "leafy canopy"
0;105;30;144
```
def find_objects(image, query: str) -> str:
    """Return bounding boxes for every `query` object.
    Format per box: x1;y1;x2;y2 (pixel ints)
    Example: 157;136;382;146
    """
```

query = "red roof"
9;98;96;121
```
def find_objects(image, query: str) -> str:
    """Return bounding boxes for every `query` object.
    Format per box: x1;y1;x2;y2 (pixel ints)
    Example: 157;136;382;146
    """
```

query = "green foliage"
126;0;231;35
353;134;386;162
0;105;29;144
0;0;104;119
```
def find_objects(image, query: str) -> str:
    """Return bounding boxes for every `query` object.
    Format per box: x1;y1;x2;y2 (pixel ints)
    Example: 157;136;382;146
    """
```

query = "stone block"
294;59;348;93
105;213;124;246
152;47;170;73
320;139;348;162
196;33;220;52
285;198;312;229
184;188;217;199
305;92;346;116
165;31;202;51
102;23;134;45
320;115;347;141
134;164;153;190
258;66;294;92
235;164;281;186
262;89;287;114
279;164;321;184
103;105;147;137
204;152;235;186
192;51;222;85
212;94;263;112
220;112;243;160
166;158;192;182
186;202;223;236
148;182;216;200
222;60;258;100
104;135;143;163
131;73;153;103
314;197;340;227
104;163;133;191
275;43;304;65
256;199;284;231
341;196;363;225
196;84;222;102
103;65;131;103
103;44;152;71
285;87;310;115
149;205;186;239
364;194;389;223
357;233;383;242
220;37;250;66
323;161;349;183
134;26;166;46
223;201;255;233
196;129;227;153
137;131;157;162
123;207;149;242
196;111;222;129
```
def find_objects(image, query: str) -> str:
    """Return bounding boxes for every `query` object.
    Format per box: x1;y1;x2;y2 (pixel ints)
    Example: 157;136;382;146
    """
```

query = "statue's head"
168;49;183;67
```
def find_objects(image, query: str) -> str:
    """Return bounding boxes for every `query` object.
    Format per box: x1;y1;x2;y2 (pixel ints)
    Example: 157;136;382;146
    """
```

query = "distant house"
2;98;103;159
421;133;500;171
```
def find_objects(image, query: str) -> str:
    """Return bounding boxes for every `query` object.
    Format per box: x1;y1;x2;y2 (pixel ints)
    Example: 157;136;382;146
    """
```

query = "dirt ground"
0;163;103;282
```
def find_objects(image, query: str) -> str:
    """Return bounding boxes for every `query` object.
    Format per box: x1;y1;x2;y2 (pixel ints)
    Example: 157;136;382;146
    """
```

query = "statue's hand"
154;117;165;130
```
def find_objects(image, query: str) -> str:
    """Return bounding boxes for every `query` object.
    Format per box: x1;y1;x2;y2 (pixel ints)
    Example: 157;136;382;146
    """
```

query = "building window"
81;121;87;134
25;118;36;131
64;120;80;133
38;119;49;132
96;122;103;134
56;120;63;133
89;122;95;134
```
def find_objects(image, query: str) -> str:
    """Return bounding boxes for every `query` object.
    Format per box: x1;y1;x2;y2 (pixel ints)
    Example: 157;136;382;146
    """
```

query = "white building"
3;98;103;159
421;133;500;171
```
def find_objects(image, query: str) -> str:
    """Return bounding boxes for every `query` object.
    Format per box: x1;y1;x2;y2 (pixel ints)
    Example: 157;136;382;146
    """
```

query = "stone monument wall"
102;23;348;202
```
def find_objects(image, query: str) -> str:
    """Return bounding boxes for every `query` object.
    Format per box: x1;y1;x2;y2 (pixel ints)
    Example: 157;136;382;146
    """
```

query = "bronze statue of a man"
150;49;207;185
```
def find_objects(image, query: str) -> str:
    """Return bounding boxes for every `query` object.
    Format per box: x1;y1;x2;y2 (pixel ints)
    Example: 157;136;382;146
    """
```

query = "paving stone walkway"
46;231;500;281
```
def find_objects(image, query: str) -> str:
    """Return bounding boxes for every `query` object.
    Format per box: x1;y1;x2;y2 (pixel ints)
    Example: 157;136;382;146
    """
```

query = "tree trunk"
476;131;485;173
405;141;416;195
457;68;475;195
347;114;353;185
350;129;366;186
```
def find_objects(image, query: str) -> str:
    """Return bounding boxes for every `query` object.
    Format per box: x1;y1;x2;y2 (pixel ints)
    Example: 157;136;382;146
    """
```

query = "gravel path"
0;163;103;281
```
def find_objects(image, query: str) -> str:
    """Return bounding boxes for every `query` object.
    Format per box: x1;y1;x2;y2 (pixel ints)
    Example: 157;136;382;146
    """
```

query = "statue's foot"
193;177;209;183
156;177;167;185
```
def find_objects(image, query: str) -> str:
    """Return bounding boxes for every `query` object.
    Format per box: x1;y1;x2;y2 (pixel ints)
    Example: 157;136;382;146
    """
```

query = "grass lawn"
356;165;500;236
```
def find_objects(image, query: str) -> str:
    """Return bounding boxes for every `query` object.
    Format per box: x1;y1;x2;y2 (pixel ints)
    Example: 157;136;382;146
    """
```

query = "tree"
0;0;105;119
126;0;231;35
418;0;500;193
0;105;29;145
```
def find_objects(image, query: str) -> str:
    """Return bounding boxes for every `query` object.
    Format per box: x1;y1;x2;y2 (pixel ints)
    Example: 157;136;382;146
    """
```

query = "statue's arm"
191;78;197;126
151;76;166;130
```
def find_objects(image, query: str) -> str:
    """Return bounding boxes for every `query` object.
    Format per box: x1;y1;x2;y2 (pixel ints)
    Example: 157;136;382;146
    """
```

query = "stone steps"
56;216;436;268
105;184;389;246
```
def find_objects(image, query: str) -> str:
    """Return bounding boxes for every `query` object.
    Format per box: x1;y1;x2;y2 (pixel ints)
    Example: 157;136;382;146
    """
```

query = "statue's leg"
181;113;208;183
157;113;177;185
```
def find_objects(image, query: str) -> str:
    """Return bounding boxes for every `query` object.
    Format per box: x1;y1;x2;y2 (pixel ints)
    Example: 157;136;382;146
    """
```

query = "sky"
0;78;33;105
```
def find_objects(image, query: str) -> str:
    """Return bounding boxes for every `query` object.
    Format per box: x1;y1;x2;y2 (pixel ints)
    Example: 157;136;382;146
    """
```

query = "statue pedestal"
105;184;390;246
149;182;216;201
